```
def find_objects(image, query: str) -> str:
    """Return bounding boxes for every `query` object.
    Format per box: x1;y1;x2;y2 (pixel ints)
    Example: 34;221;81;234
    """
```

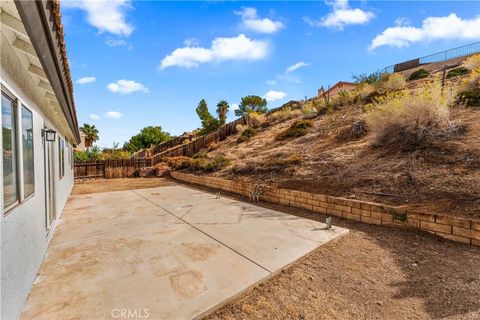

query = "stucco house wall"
1;1;78;318
1;57;75;320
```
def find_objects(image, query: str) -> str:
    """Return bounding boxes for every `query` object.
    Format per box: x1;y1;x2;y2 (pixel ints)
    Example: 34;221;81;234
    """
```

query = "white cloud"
286;61;309;73
183;37;200;47
63;0;133;36
231;103;239;111
89;113;99;120
104;111;123;119
105;38;129;47
106;80;149;94
235;7;284;34
76;76;96;84
160;34;269;69
370;13;480;50
266;79;277;85
264;90;287;102
305;0;374;30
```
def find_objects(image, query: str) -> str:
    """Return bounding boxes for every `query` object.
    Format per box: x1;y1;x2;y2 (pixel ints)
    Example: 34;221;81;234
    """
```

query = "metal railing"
382;41;480;73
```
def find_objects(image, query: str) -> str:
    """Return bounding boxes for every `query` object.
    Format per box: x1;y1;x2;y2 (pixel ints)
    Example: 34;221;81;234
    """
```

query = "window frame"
21;104;35;199
58;136;65;179
2;88;20;213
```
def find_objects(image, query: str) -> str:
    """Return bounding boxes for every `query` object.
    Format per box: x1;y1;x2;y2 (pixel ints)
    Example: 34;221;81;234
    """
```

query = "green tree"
126;126;171;152
79;123;99;149
196;99;220;134
234;95;268;117
352;71;383;85
216;100;229;125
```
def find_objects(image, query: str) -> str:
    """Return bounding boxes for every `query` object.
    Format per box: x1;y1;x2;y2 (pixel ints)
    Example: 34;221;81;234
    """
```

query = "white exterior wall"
1;74;74;319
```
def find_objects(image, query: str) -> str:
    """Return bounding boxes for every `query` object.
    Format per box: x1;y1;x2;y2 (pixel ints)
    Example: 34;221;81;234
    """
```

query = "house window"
58;137;65;179
2;91;19;209
21;106;34;198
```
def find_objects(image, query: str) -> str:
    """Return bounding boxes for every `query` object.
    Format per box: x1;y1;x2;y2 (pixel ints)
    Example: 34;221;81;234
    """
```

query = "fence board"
150;115;248;164
74;158;151;179
75;115;249;179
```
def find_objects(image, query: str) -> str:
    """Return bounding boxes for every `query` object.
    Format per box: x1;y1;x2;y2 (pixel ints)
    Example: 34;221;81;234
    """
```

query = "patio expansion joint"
131;190;272;274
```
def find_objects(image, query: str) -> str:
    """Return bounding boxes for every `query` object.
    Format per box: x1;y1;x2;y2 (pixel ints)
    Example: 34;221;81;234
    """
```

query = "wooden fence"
151;115;248;164
74;158;151;179
75;115;248;179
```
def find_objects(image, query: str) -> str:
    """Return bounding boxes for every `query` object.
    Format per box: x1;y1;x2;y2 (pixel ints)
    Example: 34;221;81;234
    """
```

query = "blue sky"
62;0;480;147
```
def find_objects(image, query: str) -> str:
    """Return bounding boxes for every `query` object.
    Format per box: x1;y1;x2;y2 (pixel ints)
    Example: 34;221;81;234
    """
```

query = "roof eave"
14;0;80;144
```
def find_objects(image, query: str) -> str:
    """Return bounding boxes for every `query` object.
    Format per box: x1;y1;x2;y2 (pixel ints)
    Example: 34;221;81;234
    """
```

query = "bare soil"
206;105;480;220
72;177;173;195
202;192;480;320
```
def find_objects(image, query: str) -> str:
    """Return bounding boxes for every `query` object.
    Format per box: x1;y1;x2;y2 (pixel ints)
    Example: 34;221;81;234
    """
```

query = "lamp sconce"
43;129;57;142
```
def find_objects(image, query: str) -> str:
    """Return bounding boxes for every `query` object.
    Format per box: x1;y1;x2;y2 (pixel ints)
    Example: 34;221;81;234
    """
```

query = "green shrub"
408;69;430;81
237;127;257;143
446;67;469;79
272;154;303;167
190;155;230;172
275;120;313;140
456;87;480;108
192;151;208;159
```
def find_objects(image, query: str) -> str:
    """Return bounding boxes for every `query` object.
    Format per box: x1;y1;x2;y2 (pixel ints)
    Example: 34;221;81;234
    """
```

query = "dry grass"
380;73;407;92
203;86;480;219
365;82;456;150
268;108;303;123
248;112;266;127
462;53;480;70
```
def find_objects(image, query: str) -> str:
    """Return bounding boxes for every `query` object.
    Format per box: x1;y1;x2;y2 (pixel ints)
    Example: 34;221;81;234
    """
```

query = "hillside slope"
198;102;480;219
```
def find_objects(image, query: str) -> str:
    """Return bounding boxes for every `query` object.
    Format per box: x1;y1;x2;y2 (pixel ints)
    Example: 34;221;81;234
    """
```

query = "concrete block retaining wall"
171;171;480;247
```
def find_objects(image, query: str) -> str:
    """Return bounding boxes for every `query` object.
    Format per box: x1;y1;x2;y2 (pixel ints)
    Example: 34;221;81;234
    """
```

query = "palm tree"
216;100;229;125
79;123;99;149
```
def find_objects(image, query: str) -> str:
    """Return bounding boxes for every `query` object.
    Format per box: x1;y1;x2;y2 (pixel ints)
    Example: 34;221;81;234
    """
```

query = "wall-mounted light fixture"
44;129;56;142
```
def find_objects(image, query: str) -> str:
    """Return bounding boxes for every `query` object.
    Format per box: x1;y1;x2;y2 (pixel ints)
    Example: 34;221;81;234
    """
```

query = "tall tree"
234;95;268;117
79;123;99;149
216;100;229;125
196;99;220;134
126;126;171;152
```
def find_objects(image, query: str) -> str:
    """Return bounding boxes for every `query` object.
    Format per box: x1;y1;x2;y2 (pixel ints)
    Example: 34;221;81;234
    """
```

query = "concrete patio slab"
21;184;348;320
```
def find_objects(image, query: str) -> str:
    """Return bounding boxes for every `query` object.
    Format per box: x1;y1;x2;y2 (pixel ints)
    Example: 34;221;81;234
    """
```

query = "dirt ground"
72;177;174;195
74;178;480;320
200;188;480;320
207;105;480;220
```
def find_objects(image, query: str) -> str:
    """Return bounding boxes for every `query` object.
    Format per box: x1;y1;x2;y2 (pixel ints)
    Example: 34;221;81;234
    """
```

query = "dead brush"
248;112;266;127
165;156;192;170
336;120;368;142
271;154;303;167
268;108;303;123
365;81;459;151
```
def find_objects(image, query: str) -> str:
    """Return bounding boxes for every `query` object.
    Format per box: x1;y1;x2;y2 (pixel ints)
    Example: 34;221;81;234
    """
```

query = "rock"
155;166;171;177
139;167;156;177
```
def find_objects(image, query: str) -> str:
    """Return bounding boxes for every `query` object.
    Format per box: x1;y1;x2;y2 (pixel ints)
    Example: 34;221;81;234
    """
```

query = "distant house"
318;81;357;100
1;1;80;319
